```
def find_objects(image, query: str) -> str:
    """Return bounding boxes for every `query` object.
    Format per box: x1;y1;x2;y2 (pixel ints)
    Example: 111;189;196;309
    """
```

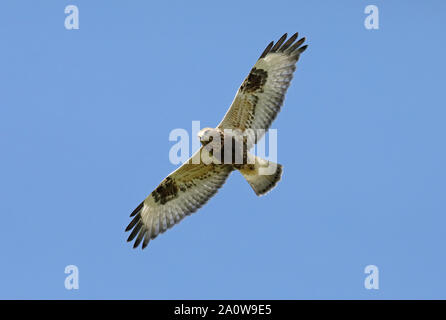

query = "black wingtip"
133;231;144;248
279;32;298;52
271;33;288;52
142;239;149;249
125;213;141;232
130;201;144;217
258;41;274;60
298;44;308;54
259;33;307;60
127;221;142;242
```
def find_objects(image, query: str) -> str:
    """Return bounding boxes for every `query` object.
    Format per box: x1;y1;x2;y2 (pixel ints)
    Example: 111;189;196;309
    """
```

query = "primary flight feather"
126;33;308;249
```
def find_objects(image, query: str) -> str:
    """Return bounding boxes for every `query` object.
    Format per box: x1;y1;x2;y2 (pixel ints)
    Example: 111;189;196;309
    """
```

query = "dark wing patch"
240;68;268;93
152;177;179;205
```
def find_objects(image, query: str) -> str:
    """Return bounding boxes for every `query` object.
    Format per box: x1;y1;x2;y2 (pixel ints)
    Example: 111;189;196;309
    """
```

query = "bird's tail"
238;155;283;196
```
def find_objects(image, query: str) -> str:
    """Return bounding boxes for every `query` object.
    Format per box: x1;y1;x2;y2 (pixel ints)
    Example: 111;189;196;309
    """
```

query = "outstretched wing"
218;32;307;145
125;149;233;249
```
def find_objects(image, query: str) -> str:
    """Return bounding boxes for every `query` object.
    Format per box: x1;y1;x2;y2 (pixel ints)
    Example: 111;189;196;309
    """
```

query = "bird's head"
198;127;220;146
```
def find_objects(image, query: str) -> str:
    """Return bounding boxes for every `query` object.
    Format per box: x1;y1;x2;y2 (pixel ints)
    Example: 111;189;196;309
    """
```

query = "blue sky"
1;1;445;299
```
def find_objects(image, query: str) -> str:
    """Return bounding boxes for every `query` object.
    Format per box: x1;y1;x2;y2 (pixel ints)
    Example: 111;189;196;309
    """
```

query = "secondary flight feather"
126;33;308;249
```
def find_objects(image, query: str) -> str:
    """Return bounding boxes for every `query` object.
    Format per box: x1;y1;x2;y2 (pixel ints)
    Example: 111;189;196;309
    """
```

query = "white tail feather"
238;156;283;196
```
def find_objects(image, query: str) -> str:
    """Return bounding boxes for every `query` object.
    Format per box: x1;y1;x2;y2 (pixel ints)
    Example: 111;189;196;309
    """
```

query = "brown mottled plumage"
126;33;307;249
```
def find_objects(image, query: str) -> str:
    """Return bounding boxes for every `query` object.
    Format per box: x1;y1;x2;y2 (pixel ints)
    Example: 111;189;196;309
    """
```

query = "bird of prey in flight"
126;32;308;249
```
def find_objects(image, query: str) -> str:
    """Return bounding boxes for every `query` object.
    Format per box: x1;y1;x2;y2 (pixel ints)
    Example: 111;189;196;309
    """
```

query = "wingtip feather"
259;33;308;59
271;33;288;52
